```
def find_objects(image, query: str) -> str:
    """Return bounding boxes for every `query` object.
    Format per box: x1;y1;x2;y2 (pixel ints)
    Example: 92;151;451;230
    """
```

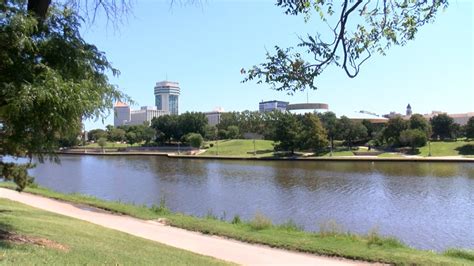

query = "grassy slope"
201;139;474;158
1;183;472;265
418;140;473;157
201;140;275;157
0;198;228;265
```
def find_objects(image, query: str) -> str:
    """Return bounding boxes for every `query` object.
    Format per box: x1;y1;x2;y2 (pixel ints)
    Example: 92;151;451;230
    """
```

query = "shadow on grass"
0;221;16;250
246;149;274;155
455;144;474;155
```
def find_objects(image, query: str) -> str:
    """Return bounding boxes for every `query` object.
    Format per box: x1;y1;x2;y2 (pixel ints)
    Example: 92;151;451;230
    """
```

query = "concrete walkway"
0;188;371;265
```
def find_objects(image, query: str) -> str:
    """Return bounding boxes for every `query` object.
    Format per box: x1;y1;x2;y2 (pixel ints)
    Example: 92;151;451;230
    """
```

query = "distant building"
383;111;402;119
406;104;412;116
259;100;289;113
205;107;225;126
114;103;169;127
345;111;388;124
154;81;180;115
114;102;131;127
286;103;329;114
423;111;474;126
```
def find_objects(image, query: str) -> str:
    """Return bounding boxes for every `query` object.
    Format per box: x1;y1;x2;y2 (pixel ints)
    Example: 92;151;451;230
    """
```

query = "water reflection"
29;155;474;251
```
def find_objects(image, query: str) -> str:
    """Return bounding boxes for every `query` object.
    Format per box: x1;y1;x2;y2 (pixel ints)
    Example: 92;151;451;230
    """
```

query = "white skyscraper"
154;81;180;115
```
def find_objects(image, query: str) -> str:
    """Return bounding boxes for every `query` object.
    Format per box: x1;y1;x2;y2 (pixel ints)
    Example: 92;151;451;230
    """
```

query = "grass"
201;139;275;157
1;183;473;265
0;198;229;265
418;140;474;157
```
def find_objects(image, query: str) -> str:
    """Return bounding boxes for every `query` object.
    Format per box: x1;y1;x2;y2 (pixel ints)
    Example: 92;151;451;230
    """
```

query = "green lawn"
418;140;474;157
1;183;472;265
0;198;228;265
201;139;275;157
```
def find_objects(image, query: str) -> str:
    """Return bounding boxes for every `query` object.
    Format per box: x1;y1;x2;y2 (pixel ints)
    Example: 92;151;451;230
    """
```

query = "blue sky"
82;1;473;130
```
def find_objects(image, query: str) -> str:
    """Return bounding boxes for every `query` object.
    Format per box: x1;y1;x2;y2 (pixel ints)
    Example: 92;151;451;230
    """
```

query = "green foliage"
97;137;107;149
383;116;409;146
244;0;448;92
107;127;126;142
0;2;126;190
444;249;474;261
399;129;427;150
273;112;301;154
409;114;432;137
337;116;368;148
298;113;328;152
186;133;204;148
430;113;455;140
204;125;217;140
0;162;35;191
88;129;108;141
465;117;474;140
231;215;242;224
249;212;272;230
226;125;240;139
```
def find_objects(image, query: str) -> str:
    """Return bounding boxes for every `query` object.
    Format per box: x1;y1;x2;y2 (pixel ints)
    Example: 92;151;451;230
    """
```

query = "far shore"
57;149;474;163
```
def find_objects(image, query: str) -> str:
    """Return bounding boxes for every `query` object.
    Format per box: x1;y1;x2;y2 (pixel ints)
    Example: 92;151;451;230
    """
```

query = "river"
28;155;474;251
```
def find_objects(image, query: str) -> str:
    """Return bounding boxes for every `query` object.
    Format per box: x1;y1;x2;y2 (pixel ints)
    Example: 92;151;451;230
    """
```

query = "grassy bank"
1;183;472;265
201;139;275;157
0;198;228;265
200;139;474;158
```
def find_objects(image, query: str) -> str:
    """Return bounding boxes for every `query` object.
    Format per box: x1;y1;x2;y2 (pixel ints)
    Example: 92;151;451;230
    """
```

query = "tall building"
154;81;180;115
114;103;169;127
114;102;131;127
204;107;225;126
406;104;412;116
259;100;289;113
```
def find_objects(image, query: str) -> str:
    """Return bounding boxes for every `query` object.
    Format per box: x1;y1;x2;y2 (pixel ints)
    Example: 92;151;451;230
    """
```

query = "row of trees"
86;111;474;153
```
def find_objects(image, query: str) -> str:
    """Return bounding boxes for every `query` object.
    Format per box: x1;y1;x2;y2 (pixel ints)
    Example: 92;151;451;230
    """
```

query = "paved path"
0;188;371;265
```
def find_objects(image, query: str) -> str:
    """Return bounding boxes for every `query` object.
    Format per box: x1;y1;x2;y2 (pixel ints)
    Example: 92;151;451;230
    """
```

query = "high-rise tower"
154;81;180;115
406;103;412;116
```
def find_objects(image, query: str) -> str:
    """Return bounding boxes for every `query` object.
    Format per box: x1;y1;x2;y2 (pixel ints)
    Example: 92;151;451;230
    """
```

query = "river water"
29;155;474;251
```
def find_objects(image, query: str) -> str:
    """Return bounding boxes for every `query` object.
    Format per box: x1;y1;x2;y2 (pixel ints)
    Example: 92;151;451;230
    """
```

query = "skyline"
81;1;473;130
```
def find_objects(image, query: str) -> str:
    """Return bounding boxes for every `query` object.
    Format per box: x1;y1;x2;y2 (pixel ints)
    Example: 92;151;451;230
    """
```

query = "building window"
155;95;162;110
169;95;178;115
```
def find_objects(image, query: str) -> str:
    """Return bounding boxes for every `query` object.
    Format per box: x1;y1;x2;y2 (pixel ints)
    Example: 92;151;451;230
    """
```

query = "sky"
81;0;473;130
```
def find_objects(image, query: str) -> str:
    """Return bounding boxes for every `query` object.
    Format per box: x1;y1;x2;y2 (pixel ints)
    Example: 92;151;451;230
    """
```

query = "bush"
249;212;272;230
399;129;427;150
186;133;203;148
231;215;241;224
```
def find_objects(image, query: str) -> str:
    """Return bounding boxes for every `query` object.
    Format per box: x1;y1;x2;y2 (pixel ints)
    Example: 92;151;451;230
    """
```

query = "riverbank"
1;183;472;265
0;198;228;265
58;149;474;162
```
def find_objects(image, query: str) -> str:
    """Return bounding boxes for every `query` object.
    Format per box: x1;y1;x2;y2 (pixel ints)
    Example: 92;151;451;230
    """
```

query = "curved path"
0;188;371;265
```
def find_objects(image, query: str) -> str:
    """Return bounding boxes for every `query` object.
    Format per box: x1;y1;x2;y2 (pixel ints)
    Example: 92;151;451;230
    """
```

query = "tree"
243;0;448;93
187;133;203;148
227;126;240;139
319;111;338;149
299;113;328;152
151;115;180;143
178;112;208;137
204;125;217;140
383;116;408;146
409;114;431;138
125;132;138;146
337;116;367;148
430;113;454;140
465;117;474;140
108;128;126;142
399;129;427;151
273;112;301;154
97;137;107;153
1;3;126;190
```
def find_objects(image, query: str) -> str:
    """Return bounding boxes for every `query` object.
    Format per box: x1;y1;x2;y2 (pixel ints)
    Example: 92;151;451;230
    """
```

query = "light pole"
428;140;432;156
253;139;256;156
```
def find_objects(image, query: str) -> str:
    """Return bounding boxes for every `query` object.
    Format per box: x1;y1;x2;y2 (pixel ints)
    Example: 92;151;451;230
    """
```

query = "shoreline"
58;150;474;162
0;183;472;265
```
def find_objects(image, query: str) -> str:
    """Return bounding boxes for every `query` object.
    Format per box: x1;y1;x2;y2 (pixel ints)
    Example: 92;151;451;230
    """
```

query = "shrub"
399;129;427;150
366;227;404;248
231;215;241;224
444;249;474;261
186;133;203;148
249;212;272;230
318;220;344;237
150;196;169;214
278;219;302;232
